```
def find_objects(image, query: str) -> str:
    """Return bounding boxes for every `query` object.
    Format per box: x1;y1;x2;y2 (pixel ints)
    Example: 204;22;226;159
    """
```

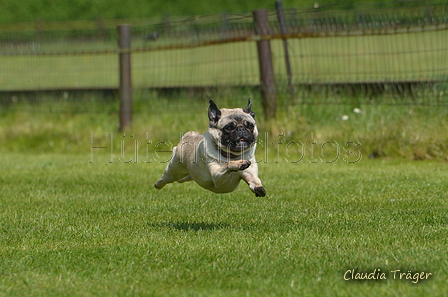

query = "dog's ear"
208;99;221;125
243;98;255;119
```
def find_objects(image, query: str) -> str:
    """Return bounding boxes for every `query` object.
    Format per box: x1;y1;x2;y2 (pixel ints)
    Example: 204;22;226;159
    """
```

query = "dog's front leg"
207;160;250;190
226;159;251;171
241;164;266;197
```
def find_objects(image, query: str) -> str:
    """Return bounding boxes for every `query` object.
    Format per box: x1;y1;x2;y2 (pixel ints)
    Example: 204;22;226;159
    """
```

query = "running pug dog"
154;99;266;197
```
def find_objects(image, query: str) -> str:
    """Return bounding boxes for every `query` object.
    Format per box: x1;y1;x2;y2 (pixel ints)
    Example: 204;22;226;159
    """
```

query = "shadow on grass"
148;221;230;232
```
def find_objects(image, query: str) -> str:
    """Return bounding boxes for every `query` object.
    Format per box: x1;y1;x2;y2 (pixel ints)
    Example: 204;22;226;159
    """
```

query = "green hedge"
2;0;385;24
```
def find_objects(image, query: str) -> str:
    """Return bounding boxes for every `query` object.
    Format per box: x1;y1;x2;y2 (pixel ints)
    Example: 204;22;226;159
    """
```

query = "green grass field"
1;152;447;296
1;93;448;296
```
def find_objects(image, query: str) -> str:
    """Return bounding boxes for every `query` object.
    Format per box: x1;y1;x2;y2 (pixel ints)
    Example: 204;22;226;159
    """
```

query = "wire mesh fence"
1;0;448;110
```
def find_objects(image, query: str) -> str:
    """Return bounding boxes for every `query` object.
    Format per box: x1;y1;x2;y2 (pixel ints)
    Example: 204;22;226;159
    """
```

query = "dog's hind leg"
154;169;189;189
177;175;193;183
154;146;189;189
154;174;172;189
154;165;189;189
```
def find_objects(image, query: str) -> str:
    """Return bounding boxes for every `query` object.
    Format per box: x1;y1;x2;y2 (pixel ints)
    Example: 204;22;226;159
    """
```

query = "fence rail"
3;22;448;57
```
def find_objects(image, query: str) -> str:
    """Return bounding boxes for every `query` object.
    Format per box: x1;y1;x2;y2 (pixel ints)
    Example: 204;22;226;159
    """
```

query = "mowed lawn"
1;30;447;90
1;152;447;296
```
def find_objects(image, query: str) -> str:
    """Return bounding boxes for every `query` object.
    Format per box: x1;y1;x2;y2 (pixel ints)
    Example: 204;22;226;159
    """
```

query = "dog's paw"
239;160;251;170
228;160;251;171
154;179;164;189
254;186;266;197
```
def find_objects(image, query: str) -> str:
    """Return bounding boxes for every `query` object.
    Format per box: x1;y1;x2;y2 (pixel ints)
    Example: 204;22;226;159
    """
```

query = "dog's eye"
245;121;254;129
224;124;235;132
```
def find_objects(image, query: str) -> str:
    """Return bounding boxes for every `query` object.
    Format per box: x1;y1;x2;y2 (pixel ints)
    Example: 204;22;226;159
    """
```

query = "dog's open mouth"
232;137;250;151
222;133;255;153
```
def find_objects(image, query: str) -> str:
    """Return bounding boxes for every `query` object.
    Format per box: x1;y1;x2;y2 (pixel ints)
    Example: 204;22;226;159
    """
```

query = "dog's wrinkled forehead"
217;108;255;127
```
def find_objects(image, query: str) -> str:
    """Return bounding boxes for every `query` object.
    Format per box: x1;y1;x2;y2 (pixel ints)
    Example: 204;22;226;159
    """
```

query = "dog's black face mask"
220;116;256;152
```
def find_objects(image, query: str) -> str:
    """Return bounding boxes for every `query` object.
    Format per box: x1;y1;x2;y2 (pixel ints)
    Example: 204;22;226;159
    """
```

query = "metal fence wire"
0;0;448;107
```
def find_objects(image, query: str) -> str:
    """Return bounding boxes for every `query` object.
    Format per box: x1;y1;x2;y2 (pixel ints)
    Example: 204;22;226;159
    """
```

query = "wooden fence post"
276;0;295;97
253;9;277;120
118;24;132;132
